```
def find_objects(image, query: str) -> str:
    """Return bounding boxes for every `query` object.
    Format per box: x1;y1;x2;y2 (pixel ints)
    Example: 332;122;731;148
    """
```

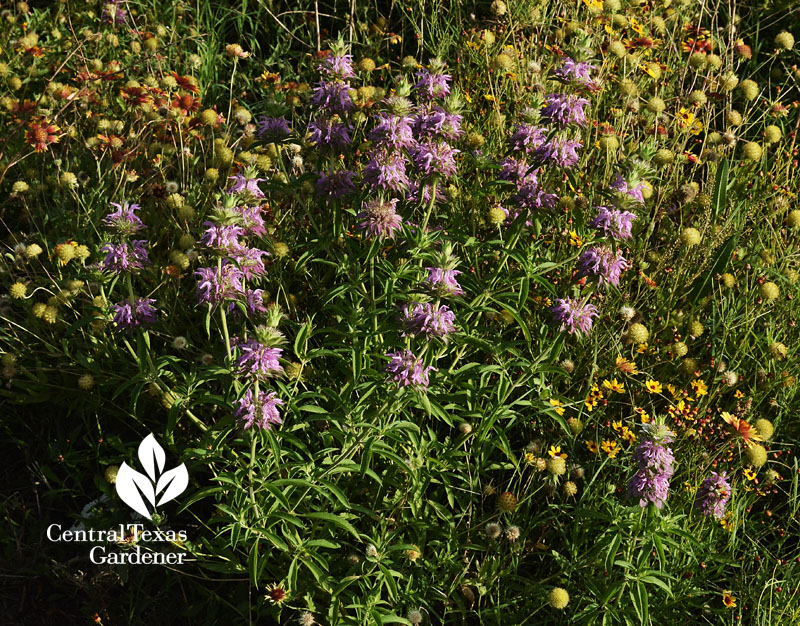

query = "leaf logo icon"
115;434;188;520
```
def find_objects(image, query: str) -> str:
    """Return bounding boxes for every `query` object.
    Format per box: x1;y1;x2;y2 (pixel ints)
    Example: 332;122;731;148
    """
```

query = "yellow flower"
634;407;651;423
690;379;708;396
549;398;566;416
548;445;567;459
629;17;643;35
581;0;603;9
621;427;636;444
601;440;620;458
612;420;623;433
586;440;599;453
525;452;537;465
483;93;496;102
667;384;681;398
734;390;745;399
645;379;662;393
722;591;737;608
615;356;638;375
641;63;660;78
569;230;584;247
743;467;757;481
603;378;625;393
677;107;695;127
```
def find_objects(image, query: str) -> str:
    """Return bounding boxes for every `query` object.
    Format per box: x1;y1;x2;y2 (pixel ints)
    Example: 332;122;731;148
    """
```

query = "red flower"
26;120;60;152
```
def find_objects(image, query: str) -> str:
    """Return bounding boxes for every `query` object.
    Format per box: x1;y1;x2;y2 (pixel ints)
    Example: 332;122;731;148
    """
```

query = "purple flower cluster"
232;338;283;380
415;66;451;101
195;263;266;315
627;423;676;509
103;202;144;235
401;302;456;338
410;141;460;179
424;267;464;297
498;157;557;217
101;0;127;24
200;223;245;254
101;240;150;273
535;137;582;168
509;124;547;153
357;198;403;239
554;57;597;89
235;389;284;430
385;349;437;388
694;471;732;519
227;173;265;199
316;169;356;200
551;297;598;335
542;93;590;127
308;118;352;150
577;246;629;287
590;206;637;240
610;174;646;204
256;116;291;140
111;297;157;332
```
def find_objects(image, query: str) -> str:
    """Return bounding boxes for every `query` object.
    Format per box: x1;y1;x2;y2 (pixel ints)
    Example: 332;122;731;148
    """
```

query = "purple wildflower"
414;66;451;101
401;302;456;338
102;202;144;234
239;288;268;316
499;157;537;185
577;246;629;287
384;349;437;388
100;240;150;272
310;81;354;114
256;116;291;139
542;93;590;127
200;222;245;253
357;198;403;239
627;423;676;509
694;471;732;519
363;151;410;193
535;137;582;168
520;186;558;210
234;205;267;237
413;107;463;140
410;141;459;179
610;174;646;203
319;53;355;79
232;338;283;379
316;169;356;200
509;124;548;153
554;57;597;89
369;113;416;149
590;206;637;240
111;297;157;331
424;267;465;297
227;173;265;199
231;247;268;279
551;297;599;335
235;389;284;430
101;0;127;24
195;262;245;305
307;118;352;149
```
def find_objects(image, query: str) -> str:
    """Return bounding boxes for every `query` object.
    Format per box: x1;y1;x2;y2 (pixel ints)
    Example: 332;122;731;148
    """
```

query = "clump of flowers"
694;471;732;518
627;422;676;509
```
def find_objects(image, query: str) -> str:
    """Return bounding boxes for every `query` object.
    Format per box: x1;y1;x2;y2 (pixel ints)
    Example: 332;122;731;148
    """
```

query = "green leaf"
711;157;729;222
301;512;360;539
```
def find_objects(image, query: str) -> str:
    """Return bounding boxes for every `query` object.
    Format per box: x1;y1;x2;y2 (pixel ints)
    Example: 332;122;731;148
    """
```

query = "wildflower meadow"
2;0;800;623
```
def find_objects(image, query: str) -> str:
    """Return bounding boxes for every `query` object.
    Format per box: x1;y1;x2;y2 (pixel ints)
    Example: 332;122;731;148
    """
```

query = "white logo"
116;434;188;520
